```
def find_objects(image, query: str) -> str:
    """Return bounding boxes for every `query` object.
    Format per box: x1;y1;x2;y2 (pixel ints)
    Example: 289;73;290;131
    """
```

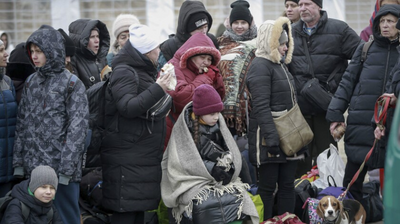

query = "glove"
211;165;233;185
204;65;220;82
59;173;72;185
267;146;281;155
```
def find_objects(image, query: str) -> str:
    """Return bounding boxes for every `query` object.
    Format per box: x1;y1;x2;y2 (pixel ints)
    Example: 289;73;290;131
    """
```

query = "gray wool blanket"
161;102;259;224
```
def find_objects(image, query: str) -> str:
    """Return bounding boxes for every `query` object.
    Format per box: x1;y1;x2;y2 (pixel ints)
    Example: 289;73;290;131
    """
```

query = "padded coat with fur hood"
246;17;306;165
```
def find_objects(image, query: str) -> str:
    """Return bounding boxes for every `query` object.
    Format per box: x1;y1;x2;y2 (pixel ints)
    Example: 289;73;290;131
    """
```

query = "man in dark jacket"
158;0;218;70
0;39;18;197
326;5;400;222
68;19;110;89
13;25;89;224
288;0;361;177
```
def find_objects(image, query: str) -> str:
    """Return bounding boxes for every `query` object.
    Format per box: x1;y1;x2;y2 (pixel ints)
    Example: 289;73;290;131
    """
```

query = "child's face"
30;44;46;67
34;184;56;203
201;112;220;126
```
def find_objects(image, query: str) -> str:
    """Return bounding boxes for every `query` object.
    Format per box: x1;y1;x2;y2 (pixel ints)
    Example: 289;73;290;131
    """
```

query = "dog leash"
338;95;392;201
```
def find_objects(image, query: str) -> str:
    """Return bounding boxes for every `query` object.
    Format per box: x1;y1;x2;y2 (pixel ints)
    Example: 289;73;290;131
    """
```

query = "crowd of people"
0;0;398;223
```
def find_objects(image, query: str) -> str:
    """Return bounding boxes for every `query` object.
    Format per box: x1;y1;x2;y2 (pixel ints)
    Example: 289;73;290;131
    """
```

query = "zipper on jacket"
381;45;391;94
256;126;261;167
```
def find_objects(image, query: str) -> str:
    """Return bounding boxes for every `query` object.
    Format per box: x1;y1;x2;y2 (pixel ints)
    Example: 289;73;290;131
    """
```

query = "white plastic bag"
313;144;345;189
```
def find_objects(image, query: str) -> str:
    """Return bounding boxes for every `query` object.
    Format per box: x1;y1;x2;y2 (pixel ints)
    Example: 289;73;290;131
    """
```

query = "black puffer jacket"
100;40;166;212
0;179;63;224
288;11;361;115
326;5;400;166
246;18;306;166
69;19;110;89
159;1;215;62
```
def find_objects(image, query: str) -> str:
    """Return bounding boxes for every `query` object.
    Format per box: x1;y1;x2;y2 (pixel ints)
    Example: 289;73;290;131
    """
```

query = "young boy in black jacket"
1;165;63;224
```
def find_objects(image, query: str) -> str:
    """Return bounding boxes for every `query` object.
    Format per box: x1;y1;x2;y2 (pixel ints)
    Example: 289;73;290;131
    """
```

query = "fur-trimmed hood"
255;17;293;64
174;33;221;69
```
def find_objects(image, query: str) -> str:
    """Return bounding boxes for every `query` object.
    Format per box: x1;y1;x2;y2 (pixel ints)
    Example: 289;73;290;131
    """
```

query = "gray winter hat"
29;165;58;193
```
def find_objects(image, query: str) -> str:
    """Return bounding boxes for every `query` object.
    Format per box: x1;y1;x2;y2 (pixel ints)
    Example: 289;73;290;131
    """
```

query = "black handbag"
142;93;173;121
300;77;333;111
299;37;341;111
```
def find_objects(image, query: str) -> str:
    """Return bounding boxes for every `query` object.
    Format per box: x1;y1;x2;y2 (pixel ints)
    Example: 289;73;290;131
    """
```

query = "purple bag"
316;187;354;200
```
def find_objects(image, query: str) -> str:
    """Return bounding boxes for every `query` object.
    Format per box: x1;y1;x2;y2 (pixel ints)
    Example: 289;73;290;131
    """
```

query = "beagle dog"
316;196;366;224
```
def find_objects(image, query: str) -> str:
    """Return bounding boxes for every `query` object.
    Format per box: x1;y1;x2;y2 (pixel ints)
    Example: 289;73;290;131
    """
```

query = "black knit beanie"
186;12;209;33
284;0;299;4
229;0;253;26
312;0;323;8
58;28;75;57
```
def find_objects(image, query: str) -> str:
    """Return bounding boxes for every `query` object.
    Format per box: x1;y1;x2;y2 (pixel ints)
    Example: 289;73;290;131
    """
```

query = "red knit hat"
193;84;224;116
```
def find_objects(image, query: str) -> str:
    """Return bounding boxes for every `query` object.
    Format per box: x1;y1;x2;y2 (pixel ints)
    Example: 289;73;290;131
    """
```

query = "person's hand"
330;122;345;136
204;65;220;82
381;93;397;106
211;165;232;185
374;126;385;140
156;72;171;92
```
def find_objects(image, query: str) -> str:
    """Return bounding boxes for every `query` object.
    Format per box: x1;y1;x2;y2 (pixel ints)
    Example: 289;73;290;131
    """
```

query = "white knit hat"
112;14;140;39
129;24;160;54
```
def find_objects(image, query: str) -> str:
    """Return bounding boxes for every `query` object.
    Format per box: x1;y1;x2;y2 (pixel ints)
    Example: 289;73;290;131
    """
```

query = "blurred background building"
0;0;375;49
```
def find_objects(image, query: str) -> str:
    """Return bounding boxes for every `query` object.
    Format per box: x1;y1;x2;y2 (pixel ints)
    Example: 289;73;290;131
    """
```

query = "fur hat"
112;14;140;39
193;84;224;116
29;165;58;193
311;0;323;8
285;0;299;4
229;0;253;26
255;17;294;64
186;12;209;33
129;24;160;54
58;28;75;57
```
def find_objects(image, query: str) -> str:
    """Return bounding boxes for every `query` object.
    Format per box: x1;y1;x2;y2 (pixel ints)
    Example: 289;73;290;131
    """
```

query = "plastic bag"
313;144;345;189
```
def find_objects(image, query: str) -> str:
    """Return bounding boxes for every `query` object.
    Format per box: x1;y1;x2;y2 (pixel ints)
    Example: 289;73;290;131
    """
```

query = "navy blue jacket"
0;73;17;184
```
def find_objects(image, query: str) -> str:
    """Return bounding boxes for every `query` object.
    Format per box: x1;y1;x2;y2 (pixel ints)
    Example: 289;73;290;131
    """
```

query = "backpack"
293;179;318;221
361;39;373;64
0;190;53;223
83;65;135;169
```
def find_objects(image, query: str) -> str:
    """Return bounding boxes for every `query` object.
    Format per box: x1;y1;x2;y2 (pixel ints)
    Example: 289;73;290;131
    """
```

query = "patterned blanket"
218;37;257;136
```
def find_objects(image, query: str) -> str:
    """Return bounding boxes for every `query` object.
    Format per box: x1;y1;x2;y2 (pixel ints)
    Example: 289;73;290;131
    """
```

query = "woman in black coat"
326;5;400;218
100;24;171;224
246;17;306;220
68;19;110;89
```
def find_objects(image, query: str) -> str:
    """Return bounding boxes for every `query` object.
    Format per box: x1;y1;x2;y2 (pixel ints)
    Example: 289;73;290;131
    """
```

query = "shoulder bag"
299;37;339;111
272;67;314;156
